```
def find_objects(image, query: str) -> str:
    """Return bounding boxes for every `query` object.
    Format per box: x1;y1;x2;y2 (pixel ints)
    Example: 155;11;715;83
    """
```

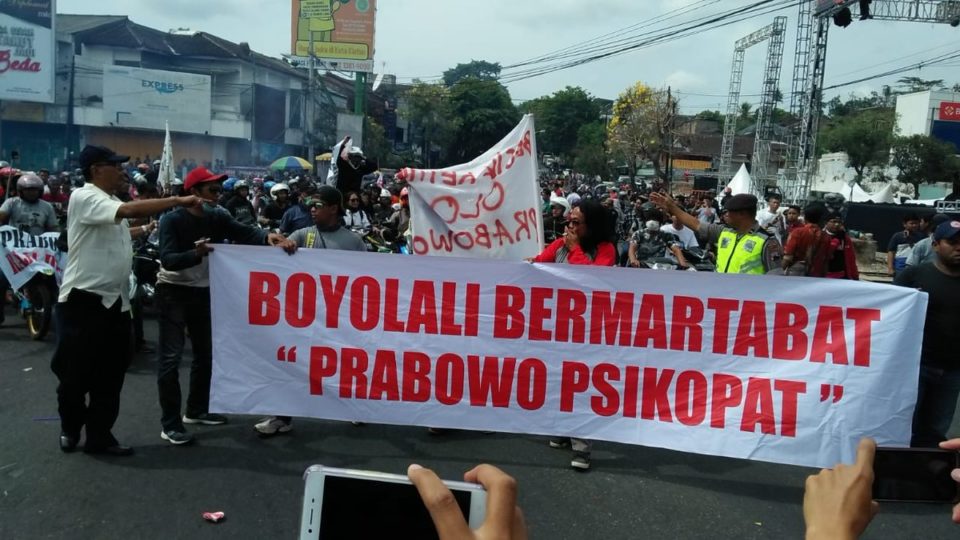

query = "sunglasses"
311;201;327;209
348;198;360;202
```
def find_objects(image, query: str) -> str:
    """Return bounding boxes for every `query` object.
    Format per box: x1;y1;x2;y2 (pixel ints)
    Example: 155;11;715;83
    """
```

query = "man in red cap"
155;166;291;446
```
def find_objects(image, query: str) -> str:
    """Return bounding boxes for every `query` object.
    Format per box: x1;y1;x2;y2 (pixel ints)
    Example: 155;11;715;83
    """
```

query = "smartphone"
872;447;960;503
299;465;487;540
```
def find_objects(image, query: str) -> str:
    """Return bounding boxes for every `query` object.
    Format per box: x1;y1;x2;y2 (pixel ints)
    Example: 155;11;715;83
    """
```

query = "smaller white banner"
398;114;543;260
0;226;63;290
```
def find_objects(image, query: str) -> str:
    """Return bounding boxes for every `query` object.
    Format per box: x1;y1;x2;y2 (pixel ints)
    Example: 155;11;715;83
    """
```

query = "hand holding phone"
804;438;878;540
408;463;527;540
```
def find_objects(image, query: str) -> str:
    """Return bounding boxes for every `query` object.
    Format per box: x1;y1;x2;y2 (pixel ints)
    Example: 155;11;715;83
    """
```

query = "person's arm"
886;233;901;274
157;213;205;271
892;264;917;287
0;198;12;224
568;242;616;266
669;244;689;268
628;241;640;267
803;438;878;540
761;237;783;273
649;192;702;234
532;238;563;263
43;204;59;232
782;228;801;268
116;195;202;220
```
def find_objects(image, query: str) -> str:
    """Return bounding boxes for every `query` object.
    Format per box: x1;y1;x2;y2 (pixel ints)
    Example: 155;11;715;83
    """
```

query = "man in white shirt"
756;194;785;239
51;145;202;457
660;214;699;250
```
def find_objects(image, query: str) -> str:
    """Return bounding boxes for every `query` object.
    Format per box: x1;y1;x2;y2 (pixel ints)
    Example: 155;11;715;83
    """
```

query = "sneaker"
183;413;228;426
254;416;292;436
549;437;570;449
161;430;194;445
571;453;591;471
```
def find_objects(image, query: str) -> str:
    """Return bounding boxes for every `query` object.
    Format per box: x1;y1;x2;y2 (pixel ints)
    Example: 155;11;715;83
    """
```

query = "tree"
739;102;752;121
896;76;945;93
362;118;391;164
446;78;519;164
519;86;600;158
442;60;502;87
891;135;960;195
818;108;895;180
694;110;724;123
607;82;676;181
400;82;453;167
572;121;608;178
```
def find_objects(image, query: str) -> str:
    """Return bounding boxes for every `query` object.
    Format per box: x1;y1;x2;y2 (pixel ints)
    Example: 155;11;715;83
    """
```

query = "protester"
155;167;287;446
783;204;803;241
409;463;527;540
42;173;71;222
0;173;59;236
821;212;859;280
894;220;960;447
342;191;372;230
52;145;203;456
627;219;689;269
254;186;365;437
381;188;411;241
0;173;60;324
887;213;924;276
330;137;378;197
533;198;615;469
782;203;828;277
907;213;951;267
650;192;782;274
279;187;315;235
542;195;570;243
223;179;257;227
262;182;291;229
660;213;699;250
696;194;718;225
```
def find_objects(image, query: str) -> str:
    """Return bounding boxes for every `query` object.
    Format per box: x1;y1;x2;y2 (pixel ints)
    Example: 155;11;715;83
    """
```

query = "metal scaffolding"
718;16;787;194
780;0;960;203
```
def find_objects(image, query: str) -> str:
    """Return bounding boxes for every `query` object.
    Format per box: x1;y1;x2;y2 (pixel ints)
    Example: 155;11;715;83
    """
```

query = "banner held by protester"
209;245;927;469
0;226;64;290
397;114;543;260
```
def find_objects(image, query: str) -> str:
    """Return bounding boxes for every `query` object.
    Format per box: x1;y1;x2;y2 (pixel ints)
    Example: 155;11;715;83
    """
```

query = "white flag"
158;121;175;193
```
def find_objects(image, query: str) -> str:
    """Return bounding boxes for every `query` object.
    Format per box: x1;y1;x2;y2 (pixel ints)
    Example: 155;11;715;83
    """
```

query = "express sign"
940;101;960;122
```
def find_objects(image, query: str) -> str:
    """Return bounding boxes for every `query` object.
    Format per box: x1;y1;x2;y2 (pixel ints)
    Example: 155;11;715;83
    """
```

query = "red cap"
184;167;227;193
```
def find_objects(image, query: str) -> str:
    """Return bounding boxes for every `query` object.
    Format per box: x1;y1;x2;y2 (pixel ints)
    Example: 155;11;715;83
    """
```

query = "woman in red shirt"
533;198;615;470
533;198;617;267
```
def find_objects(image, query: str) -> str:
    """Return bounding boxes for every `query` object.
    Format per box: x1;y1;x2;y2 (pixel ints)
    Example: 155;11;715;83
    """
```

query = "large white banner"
397;114;542;260
0;0;55;103
0;226;63;290
103;65;212;134
209;245;928;468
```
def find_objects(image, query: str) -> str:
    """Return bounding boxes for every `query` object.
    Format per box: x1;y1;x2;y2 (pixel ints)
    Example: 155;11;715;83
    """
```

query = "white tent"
726;164;752;195
867;183;897;204
817;180;874;202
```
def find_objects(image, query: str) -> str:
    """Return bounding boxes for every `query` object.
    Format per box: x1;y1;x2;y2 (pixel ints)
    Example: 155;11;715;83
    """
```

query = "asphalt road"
0;312;957;539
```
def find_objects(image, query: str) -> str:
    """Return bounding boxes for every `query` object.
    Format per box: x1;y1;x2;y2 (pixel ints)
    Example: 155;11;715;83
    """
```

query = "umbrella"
316;152;332;161
269;156;313;171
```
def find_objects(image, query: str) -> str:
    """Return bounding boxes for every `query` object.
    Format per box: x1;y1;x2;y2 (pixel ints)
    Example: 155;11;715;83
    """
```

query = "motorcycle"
681;247;716;272
15;268;58;340
130;231;161;306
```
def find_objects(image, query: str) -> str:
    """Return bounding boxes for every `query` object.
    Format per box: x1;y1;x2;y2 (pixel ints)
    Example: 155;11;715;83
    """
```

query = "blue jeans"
911;365;960;447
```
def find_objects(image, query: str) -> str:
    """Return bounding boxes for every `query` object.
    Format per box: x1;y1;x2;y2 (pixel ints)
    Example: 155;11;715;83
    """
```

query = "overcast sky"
59;0;960;113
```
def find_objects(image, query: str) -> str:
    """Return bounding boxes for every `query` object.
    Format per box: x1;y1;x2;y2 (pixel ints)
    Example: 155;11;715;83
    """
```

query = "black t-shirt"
894;262;960;369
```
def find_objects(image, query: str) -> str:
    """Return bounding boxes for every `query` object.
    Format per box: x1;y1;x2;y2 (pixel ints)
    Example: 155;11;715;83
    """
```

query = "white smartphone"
299;465;487;540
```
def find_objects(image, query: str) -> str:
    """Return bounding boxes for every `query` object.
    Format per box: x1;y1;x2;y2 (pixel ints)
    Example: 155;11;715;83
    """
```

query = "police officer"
650;192;781;274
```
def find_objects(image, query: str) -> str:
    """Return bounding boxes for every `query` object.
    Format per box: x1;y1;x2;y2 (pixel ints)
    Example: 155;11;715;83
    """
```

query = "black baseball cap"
79;145;129;170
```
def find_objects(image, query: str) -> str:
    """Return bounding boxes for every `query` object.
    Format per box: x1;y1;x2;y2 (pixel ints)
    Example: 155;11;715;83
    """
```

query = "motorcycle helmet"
17;173;43;190
234;179;251;190
270;183;290;197
223;178;237;192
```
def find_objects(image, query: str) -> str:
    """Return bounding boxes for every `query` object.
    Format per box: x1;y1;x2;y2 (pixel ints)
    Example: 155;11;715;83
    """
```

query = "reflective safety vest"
716;228;770;274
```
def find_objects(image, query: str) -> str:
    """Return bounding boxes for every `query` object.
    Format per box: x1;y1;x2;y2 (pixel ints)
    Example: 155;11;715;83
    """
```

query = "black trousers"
50;289;132;448
156;284;212;432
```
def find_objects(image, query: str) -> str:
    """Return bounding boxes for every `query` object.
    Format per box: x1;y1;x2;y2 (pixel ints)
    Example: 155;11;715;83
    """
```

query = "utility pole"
306;34;315;169
354;72;367;116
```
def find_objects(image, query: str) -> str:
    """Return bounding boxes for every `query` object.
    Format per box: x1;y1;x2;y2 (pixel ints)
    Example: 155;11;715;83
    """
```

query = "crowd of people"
1;142;960;537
